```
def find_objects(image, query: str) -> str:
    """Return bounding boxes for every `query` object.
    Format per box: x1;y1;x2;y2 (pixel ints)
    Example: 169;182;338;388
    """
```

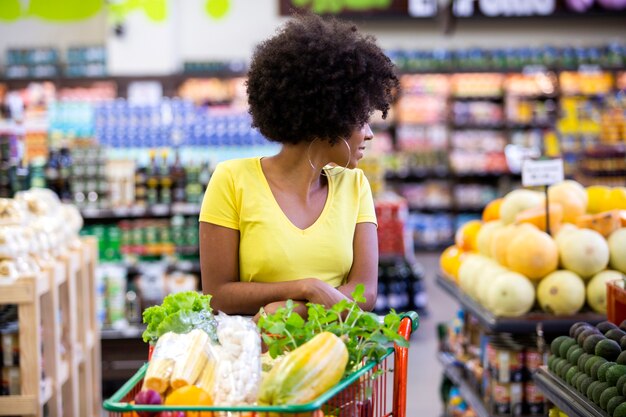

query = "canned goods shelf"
436;273;605;334
439;352;491;417
533;367;608;417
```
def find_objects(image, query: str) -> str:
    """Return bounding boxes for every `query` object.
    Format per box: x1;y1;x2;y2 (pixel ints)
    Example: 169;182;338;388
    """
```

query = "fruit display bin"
103;312;419;417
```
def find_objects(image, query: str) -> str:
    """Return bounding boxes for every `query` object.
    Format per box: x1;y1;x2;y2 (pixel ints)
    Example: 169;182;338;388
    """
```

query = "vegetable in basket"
258;331;348;405
141;291;217;345
257;284;410;375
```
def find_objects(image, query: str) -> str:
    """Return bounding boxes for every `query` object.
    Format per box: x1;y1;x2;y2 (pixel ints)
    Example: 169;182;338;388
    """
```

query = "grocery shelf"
533;367;608;417
415;242;454;252
0;395;38;416
436;273;605;334
438;352;491;417
451;123;506;130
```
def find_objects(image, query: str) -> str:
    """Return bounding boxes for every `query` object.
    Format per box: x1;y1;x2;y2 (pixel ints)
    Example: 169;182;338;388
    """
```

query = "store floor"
406;252;459;417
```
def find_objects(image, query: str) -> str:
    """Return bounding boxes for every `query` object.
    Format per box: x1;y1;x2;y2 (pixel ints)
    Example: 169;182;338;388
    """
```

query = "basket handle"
393;311;419;417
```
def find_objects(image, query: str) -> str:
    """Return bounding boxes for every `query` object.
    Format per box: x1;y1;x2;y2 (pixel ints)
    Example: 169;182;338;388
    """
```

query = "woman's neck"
263;143;327;196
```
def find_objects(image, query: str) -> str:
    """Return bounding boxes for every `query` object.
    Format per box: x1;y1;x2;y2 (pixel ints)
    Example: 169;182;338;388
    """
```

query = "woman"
199;13;398;316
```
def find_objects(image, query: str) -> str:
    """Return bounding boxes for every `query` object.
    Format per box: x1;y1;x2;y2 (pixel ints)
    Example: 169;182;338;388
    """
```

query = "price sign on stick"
522;158;564;187
522;157;564;236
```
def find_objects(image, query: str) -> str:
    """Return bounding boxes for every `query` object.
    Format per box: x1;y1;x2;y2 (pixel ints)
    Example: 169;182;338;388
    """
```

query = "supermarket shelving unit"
438;352;492;417
533;367;608;417
0;237;100;417
436;273;605;333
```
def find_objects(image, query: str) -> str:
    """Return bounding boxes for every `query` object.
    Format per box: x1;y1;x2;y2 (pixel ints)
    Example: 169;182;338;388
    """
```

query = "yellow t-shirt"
199;157;377;288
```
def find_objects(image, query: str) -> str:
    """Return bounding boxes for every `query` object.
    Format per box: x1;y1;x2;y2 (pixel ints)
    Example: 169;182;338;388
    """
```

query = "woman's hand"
302;278;349;308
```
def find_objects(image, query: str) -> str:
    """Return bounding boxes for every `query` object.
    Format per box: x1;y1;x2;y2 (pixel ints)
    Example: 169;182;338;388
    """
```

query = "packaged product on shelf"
524;382;545;416
491;380;524;416
1;366;20;396
0;322;19;367
486;338;525;383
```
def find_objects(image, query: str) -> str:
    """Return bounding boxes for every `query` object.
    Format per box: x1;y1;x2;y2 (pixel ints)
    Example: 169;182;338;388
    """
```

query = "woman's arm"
200;222;347;314
337;222;379;311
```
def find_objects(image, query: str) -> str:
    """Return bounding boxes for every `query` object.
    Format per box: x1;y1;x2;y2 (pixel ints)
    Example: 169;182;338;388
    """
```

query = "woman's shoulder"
214;157;261;177
333;167;367;187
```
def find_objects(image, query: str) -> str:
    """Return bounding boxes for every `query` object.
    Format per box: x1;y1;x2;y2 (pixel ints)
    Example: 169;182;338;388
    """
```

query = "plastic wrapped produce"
143;332;183;393
170;329;211;389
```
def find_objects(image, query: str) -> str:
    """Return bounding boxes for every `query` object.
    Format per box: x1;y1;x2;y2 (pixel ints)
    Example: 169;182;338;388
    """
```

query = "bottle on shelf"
146;149;159;206
159;149;172;205
170;148;187;203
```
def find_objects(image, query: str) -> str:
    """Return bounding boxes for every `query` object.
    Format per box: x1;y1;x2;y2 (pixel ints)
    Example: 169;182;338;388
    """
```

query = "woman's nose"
363;123;373;140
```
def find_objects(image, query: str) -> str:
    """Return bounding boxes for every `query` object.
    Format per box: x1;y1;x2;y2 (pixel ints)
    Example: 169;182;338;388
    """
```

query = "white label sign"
522;158;564;187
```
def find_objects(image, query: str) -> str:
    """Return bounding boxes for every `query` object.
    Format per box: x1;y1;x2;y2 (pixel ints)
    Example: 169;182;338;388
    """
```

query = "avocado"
597;339;622;362
578;327;601;346
601;386;620;410
566;366;578;385
579;353;592;370
620;319;626;332
573;323;594;339
614;402;626;417
576;373;590;392
580;376;594;395
570;321;590;338
586;356;606;376
620;335;626;351
598;321;620;334
560;363;574;379
607;329;626;343
593;382;610;404
588;380;601;399
592;358;610;379
568;347;584;366
618;351;626;366
600;362;618;382
585;334;607;354
607;396;626;416
559;338;578;359
607;365;626;386
618;375;626;395
548;354;556;371
551;335;571;356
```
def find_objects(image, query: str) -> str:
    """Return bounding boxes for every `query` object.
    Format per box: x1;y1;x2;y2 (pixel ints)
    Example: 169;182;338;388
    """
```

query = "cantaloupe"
491;223;535;267
476;220;503;257
549;183;587;224
515;203;564;233
537;270;586;315
557;228;610;279
500;190;545;225
506;227;559;280
554;223;578;248
587;270;624;314
486;271;536;317
576;210;622;238
561;180;588;206
608;228;626;274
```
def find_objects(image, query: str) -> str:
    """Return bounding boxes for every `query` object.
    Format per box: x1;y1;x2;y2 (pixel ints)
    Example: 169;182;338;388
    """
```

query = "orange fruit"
482;198;503;222
440;245;466;281
164;385;213;417
455;220;482;252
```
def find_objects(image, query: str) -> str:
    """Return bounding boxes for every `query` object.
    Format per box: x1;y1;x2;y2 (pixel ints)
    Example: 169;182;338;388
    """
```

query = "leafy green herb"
257;284;411;374
142;291;217;344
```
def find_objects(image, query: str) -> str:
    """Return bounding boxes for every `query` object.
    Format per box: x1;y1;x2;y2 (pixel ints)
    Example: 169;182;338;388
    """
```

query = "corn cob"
143;332;180;393
195;349;218;394
170;329;211;389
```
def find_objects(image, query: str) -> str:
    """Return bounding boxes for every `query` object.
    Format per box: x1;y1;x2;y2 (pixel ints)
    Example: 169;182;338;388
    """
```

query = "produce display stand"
533;367;608;417
436;273;605;334
0;237;100;417
103;312;419;417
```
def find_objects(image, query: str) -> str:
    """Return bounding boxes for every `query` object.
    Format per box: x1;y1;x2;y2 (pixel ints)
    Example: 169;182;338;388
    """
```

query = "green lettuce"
142;291;217;344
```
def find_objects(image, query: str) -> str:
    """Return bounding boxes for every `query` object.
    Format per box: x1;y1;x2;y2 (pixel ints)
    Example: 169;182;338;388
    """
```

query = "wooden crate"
0;237;100;417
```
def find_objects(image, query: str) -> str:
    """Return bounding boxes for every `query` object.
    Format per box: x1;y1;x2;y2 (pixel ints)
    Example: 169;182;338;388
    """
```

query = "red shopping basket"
103;311;419;417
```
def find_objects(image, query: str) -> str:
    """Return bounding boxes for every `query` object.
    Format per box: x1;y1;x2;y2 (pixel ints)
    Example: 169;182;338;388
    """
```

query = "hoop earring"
307;137;351;177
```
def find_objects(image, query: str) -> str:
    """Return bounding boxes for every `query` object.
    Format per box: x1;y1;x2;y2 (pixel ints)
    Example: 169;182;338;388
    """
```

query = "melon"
500;189;545;225
537;270;586;315
476;220;503;257
458;254;490;297
587;270;624;314
561;180;589;207
515;203;564;233
475;261;508;308
608;228;626;274
554;223;578;248
486;271;536;317
549;183;587;224
491;223;536;266
558;228;610;279
576;210;622;238
506;227;559;280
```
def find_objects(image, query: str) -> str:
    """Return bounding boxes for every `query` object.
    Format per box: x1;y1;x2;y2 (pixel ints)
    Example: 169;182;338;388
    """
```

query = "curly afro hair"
246;14;398;145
